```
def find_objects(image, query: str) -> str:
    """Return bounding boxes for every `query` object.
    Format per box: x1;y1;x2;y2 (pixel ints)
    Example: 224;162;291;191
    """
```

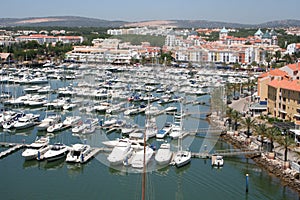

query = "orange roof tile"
286;63;300;71
258;69;288;78
269;69;288;76
268;79;300;92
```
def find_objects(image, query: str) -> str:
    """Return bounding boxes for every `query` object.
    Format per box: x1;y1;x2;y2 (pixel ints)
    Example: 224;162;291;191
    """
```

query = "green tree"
274;50;281;62
160;51;173;65
240;117;256;138
231;110;240;131
254;123;268;150
265;52;272;71
265;127;280;152
225;107;234;128
277;133;295;162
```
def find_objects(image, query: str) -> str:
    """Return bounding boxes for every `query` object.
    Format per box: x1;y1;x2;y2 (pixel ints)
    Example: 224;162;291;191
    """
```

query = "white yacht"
131;146;154;168
22;137;50;160
72;118;98;133
43;143;69;161
155;143;173;165
212;155;224;167
71;121;86;133
156;122;173;139
169;124;184;139
2;112;25;129
102;138;129;148
63;116;81;126
121;124;137;135
36;114;61;131
107;139;133;165
47;122;64;133
174;150;191;168
14;113;39;129
82;124;96;134
66;144;91;163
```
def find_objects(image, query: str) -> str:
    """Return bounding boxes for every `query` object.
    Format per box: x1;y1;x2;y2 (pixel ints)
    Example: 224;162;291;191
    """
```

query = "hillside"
0;16;300;28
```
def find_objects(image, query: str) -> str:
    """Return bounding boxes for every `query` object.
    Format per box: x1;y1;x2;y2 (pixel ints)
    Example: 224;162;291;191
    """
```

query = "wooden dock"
0;142;25;159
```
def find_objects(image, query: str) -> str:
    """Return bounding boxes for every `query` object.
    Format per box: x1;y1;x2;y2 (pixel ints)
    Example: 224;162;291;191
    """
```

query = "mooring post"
246;174;249;193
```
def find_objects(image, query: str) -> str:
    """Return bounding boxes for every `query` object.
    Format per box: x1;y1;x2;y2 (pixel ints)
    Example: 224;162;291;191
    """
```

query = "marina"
0;64;299;199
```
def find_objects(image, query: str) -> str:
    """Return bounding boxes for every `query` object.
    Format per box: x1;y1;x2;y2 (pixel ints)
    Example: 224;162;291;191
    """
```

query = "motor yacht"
66;144;91;163
43;143;69;161
107;139;133;165
155;143;173;165
174;150;191;168
131;146;154;168
22;137;50;160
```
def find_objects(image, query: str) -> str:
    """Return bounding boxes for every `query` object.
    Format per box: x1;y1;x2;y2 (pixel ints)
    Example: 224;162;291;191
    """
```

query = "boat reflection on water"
108;166;129;176
174;161;191;174
42;158;65;170
23;158;65;170
155;165;170;176
23;160;39;169
66;163;85;177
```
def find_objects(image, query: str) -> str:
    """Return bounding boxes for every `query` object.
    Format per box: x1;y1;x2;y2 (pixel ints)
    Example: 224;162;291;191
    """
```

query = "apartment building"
15;34;83;44
257;69;288;101
268;79;300;122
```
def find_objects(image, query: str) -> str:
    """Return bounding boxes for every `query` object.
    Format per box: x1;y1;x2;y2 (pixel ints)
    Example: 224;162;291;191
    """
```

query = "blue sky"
2;0;300;24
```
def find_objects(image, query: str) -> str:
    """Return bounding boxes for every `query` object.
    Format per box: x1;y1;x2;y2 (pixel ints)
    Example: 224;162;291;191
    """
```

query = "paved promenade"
229;97;250;113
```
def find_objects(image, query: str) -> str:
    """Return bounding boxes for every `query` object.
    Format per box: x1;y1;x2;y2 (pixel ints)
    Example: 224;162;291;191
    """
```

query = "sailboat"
173;101;191;168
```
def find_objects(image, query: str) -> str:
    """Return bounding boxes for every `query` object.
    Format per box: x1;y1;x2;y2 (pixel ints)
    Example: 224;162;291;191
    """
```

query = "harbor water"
0;66;299;200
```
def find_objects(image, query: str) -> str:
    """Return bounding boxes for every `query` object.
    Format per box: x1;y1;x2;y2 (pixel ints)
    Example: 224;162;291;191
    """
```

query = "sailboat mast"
142;93;150;200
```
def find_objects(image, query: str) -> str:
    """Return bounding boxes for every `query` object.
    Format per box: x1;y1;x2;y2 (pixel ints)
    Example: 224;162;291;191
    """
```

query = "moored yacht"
130;146;154;168
155;143;173;165
66;144;91;163
107;139;133;165
22;137;50;160
36;114;61;131
43;143;69;161
156;122;173;139
63;116;81;126
211;155;224;168
14;113;39;129
174;150;191;168
47;122;64;133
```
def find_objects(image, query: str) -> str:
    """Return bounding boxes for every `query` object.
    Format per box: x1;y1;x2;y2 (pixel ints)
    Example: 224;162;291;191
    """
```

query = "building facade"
268;79;300;122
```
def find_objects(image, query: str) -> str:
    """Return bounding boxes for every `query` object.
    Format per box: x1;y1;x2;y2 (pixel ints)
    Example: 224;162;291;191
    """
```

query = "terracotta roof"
258;69;288;78
268;79;300;92
286;63;300;71
0;53;10;59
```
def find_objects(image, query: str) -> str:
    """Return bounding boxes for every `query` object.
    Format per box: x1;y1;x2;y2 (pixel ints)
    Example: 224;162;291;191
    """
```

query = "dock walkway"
0;142;25;159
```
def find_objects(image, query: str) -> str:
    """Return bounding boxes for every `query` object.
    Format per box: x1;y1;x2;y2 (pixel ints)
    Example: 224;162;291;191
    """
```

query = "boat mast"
142;93;150;200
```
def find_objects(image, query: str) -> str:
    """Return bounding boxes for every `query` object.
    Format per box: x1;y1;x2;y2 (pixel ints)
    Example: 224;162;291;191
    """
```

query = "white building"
286;43;300;55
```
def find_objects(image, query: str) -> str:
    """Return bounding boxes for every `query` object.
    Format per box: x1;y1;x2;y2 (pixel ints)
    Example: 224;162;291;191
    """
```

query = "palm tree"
254;123;268;150
225;83;233;100
277;132;296;162
240;117;256;138
265;127;280;152
231;110;240;131
225;107;234;129
231;83;239;98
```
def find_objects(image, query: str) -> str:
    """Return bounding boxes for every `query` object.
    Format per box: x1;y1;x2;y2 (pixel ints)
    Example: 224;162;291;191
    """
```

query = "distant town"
0;26;300;68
